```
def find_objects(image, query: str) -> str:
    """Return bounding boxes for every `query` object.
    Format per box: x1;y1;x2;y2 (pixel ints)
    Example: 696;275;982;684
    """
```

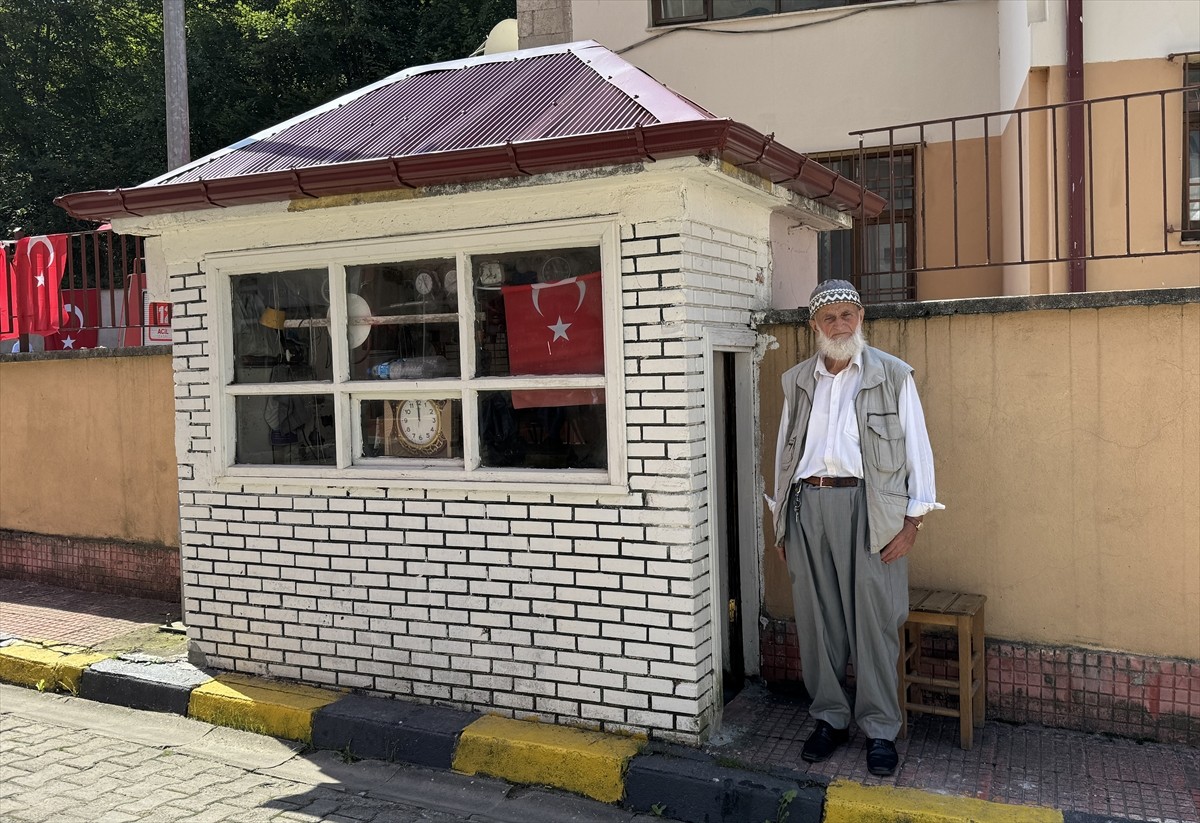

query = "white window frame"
206;217;627;493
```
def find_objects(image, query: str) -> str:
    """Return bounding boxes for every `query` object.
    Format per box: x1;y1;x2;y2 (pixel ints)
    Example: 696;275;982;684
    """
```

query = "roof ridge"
143;40;617;188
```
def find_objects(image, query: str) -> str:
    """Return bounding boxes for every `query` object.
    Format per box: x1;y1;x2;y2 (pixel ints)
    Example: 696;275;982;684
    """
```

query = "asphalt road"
0;684;674;823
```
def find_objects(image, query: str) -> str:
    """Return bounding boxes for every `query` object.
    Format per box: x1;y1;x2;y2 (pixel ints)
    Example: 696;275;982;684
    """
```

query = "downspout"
1066;0;1086;292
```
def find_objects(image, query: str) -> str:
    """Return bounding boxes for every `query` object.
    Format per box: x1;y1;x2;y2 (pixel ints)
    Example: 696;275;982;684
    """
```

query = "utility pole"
163;0;191;171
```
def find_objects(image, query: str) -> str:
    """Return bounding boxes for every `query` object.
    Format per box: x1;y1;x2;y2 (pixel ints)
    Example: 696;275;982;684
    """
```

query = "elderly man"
769;279;942;777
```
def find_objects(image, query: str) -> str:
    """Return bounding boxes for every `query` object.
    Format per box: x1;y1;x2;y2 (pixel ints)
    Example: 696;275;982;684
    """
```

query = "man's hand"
774;544;787;566
880;520;918;564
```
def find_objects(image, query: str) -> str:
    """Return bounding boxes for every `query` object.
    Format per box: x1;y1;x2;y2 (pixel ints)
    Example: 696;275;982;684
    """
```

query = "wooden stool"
897;588;987;749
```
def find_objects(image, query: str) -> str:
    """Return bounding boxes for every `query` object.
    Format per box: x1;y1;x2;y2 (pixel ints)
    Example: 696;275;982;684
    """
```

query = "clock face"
398;399;441;447
479;261;504;286
414;270;435;296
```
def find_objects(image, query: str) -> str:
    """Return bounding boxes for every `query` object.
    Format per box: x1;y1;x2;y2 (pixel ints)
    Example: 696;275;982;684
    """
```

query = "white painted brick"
624;610;670;629
603;689;648;709
622;643;672;662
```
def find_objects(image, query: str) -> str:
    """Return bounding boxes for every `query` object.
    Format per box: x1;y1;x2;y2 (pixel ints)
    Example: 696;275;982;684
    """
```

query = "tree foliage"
0;0;515;234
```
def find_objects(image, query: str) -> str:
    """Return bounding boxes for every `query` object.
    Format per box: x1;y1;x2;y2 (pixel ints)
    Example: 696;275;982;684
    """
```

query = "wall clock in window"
394;398;448;456
415;270;436;296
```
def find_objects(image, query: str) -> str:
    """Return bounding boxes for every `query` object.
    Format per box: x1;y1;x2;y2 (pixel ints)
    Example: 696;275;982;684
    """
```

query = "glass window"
478;391;607;469
346;258;460;382
221;229;614;481
471;246;603;378
654;0;889;26
230;269;331;385
813;147;917;303
1185;63;1200;239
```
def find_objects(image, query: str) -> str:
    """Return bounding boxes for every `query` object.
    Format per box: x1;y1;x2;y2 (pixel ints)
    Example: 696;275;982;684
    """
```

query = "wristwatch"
904;516;924;531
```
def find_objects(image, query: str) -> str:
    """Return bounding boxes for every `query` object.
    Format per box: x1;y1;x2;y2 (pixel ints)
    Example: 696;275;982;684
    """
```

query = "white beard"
816;326;867;362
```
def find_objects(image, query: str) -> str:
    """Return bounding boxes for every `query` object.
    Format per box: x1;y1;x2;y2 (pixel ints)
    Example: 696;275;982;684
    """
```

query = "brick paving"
708;683;1200;822
0;709;473;822
0;579;175;646
0;686;671;823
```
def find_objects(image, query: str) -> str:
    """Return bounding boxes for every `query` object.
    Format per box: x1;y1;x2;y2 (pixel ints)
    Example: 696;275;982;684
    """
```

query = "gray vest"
772;345;913;553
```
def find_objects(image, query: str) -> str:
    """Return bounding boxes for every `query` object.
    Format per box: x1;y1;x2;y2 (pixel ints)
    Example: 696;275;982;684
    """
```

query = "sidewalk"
1;578;1196;823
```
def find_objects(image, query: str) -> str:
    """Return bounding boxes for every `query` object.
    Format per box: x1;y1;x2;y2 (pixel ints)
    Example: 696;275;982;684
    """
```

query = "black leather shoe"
801;720;850;763
866;738;898;776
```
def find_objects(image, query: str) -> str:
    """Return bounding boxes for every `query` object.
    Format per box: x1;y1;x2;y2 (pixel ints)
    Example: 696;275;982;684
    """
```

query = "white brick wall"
175;206;771;744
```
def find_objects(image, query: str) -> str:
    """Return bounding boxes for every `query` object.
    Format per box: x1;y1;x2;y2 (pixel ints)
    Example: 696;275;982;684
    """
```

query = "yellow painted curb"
452;715;644;804
54;652;110;693
0;645;109;693
0;645;60;689
187;673;342;743
824;780;1064;823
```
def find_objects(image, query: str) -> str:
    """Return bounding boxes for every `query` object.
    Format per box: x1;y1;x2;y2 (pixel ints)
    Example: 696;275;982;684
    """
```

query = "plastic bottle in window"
369;356;450;379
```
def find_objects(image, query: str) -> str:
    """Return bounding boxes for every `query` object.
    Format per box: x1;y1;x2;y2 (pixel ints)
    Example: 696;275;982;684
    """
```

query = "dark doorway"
713;351;745;704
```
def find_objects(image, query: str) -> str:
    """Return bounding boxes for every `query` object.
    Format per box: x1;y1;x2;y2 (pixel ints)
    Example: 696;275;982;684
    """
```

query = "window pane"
472;247;603;378
1188;127;1200;225
478;391;607;469
346;259;460;381
862;154;915;211
713;0;775;19
817;229;854;281
231;269;330;385
659;0;705;21
360;398;463;460
235;394;335;465
781;0;861;9
865;222;909;274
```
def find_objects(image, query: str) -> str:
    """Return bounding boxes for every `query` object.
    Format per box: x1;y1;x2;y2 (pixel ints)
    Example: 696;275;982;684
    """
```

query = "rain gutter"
55;121;886;223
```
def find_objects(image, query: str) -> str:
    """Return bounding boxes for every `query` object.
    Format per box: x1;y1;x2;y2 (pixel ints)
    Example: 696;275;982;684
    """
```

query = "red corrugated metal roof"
56;41;885;221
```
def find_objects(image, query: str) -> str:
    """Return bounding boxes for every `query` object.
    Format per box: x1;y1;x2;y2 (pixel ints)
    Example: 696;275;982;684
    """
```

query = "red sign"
149;301;171;326
501;271;604;409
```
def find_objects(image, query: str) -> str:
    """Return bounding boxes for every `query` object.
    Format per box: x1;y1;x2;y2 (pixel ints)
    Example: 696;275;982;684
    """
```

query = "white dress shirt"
772;352;944;519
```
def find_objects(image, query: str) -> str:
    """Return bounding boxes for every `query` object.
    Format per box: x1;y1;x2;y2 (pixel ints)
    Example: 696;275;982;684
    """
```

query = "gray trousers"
785;482;909;740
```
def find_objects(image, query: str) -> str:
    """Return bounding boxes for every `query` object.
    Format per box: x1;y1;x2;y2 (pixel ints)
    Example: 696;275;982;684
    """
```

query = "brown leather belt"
802;476;860;488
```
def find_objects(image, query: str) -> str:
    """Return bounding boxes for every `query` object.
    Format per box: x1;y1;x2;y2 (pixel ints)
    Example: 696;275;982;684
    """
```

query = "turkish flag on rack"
502;271;605;409
0;234;67;340
0;245;12;340
45;287;101;350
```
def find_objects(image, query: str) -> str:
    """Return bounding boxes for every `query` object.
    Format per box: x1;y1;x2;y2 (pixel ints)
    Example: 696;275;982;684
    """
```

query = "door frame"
703;327;762;732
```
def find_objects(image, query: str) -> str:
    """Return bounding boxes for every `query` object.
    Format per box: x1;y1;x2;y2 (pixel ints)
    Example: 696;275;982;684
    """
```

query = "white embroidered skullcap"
808;279;862;313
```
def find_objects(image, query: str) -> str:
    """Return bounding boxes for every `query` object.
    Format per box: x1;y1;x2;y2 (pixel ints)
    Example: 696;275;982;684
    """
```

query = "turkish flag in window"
501;271;604;409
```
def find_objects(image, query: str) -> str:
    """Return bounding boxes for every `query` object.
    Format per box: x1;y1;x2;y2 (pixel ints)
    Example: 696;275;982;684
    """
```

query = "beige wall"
1022;59;1199;293
562;0;1002;153
760;299;1200;660
916;57;1198;297
0;352;180;547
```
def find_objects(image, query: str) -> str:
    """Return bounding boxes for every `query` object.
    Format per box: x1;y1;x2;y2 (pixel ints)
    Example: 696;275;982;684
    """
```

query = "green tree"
0;0;515;235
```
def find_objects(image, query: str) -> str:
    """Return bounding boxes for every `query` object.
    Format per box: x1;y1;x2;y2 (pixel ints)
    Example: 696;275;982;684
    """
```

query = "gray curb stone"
79;655;211;715
624;746;825;823
311;693;481;769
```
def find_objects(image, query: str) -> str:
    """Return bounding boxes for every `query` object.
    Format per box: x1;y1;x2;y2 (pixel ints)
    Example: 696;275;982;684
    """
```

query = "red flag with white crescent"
45;287;101;350
9;234;68;337
0;245;14;341
501;271;605;409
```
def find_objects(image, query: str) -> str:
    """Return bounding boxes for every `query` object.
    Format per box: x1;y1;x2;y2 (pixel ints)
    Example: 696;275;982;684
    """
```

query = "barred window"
811;147;917;303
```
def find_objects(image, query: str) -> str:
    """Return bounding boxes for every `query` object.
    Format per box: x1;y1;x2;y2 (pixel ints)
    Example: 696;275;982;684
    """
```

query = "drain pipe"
1066;0;1086;292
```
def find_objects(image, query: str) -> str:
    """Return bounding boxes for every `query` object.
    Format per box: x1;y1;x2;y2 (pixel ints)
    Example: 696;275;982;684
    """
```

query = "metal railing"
2;229;156;352
840;82;1200;300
